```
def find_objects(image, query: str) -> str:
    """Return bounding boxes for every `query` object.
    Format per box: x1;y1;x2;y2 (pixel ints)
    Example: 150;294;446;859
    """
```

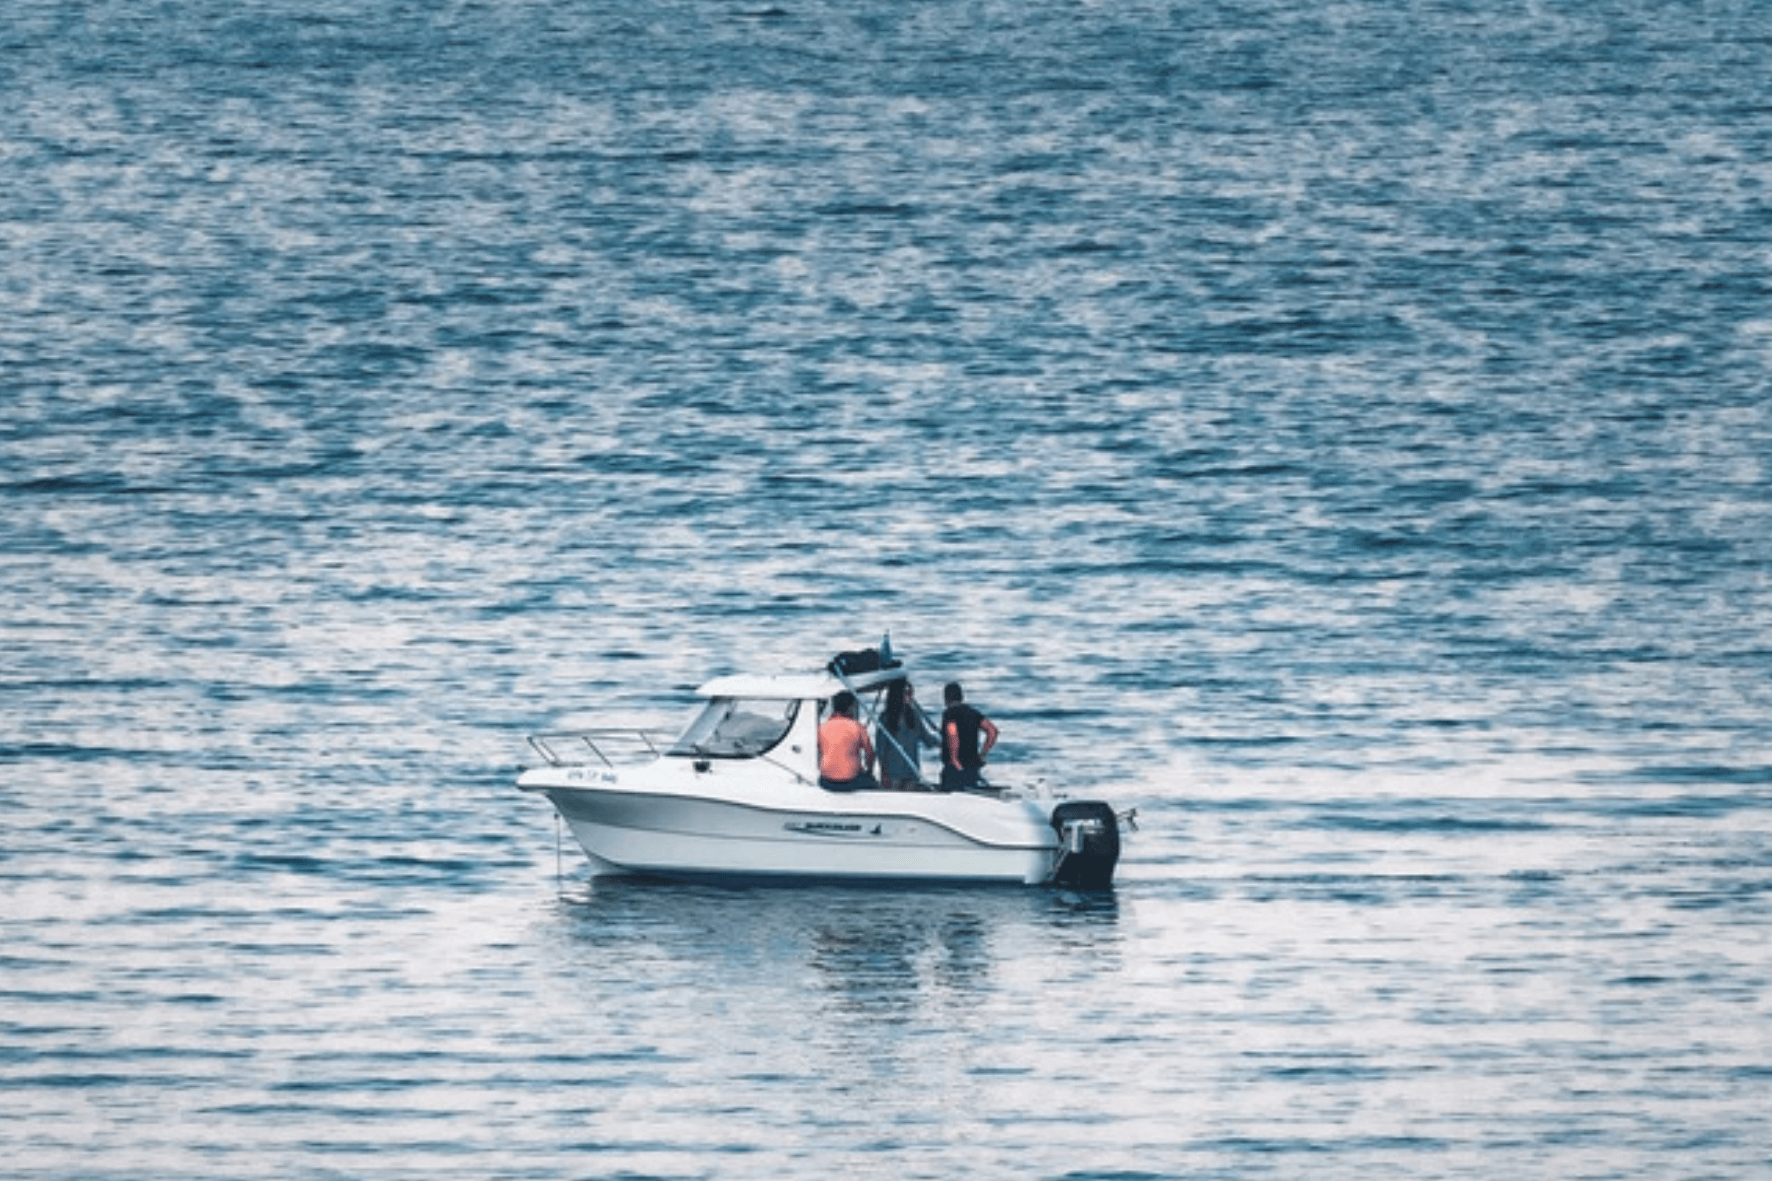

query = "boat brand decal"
565;769;620;785
784;820;888;838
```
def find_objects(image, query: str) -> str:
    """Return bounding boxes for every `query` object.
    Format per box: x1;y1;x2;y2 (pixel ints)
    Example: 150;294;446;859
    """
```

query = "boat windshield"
667;696;799;759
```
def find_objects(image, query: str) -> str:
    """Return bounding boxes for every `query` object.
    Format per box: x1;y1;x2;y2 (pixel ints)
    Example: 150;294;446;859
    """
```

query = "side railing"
527;730;673;769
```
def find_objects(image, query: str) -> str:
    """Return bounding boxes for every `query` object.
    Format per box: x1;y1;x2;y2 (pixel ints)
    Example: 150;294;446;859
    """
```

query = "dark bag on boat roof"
829;648;899;676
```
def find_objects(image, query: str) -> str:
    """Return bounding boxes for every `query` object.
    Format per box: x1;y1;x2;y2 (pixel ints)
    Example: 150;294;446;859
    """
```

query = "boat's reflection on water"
555;879;1120;1012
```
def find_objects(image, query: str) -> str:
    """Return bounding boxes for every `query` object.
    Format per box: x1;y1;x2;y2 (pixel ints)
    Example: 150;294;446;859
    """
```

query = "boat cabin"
667;665;915;780
525;648;940;791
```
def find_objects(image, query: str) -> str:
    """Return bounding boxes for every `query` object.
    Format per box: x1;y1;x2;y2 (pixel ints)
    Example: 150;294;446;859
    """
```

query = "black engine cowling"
1049;800;1121;889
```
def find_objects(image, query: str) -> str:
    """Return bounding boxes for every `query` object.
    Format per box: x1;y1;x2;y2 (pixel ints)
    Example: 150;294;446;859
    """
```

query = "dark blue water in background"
4;1;1770;1177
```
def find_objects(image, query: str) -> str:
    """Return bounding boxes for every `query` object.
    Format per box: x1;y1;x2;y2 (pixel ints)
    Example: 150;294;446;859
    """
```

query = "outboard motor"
1049;800;1121;889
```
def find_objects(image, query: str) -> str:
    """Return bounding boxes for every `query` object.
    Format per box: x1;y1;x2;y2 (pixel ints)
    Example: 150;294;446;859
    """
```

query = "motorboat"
516;645;1126;888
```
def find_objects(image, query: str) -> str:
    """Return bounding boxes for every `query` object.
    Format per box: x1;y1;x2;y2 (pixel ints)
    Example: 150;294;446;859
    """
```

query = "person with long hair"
876;680;938;791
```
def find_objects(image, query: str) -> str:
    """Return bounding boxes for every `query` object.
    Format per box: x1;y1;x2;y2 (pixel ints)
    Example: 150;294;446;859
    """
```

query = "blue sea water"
3;0;1771;1176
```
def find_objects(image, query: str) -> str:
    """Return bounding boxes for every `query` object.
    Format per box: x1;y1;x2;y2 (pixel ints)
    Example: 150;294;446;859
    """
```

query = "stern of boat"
1047;800;1122;889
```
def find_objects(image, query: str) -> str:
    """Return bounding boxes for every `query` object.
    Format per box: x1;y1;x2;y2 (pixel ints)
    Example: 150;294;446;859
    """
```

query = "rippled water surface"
4;0;1770;1177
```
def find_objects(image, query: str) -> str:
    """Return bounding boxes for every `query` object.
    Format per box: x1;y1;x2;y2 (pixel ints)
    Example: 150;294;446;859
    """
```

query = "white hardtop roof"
695;664;907;701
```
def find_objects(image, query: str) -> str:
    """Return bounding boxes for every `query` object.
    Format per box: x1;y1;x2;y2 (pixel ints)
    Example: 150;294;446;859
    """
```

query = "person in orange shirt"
818;690;878;792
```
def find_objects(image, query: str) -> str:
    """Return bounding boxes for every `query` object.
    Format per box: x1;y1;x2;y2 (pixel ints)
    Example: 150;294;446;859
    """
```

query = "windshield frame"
665;696;802;760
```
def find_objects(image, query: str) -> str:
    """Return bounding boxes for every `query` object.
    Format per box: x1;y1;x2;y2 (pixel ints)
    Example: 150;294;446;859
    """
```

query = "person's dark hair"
883;681;909;729
832;690;857;716
944;682;963;705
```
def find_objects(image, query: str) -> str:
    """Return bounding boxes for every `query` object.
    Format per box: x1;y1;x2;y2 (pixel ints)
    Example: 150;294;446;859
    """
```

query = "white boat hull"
531;780;1063;885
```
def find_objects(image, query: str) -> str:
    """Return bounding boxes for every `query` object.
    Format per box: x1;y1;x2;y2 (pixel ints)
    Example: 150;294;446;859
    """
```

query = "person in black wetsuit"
939;681;998;792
